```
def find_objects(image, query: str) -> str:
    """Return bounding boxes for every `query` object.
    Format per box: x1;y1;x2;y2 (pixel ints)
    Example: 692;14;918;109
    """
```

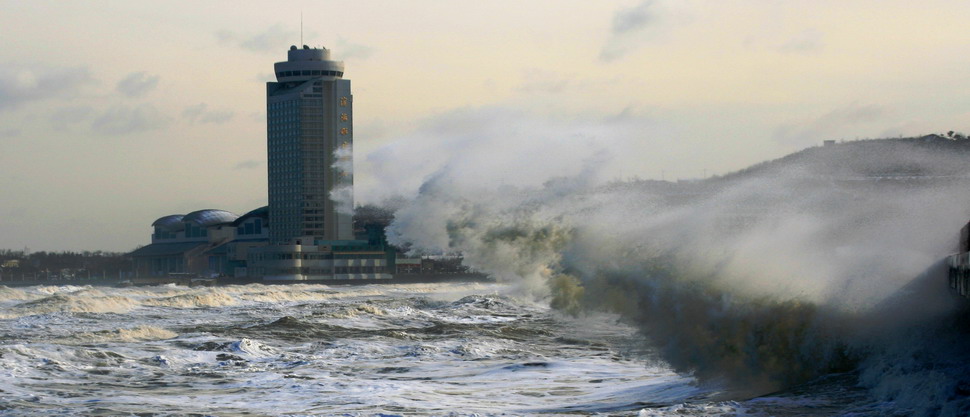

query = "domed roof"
232;206;269;226
183;209;239;227
151;215;185;232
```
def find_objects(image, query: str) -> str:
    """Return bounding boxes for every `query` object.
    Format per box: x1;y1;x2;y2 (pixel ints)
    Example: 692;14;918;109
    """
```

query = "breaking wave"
66;325;178;343
7;292;137;317
0;286;37;303
143;290;236;308
385;140;970;414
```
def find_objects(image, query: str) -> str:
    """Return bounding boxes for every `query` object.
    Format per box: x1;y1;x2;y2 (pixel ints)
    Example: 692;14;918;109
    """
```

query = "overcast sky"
3;0;970;251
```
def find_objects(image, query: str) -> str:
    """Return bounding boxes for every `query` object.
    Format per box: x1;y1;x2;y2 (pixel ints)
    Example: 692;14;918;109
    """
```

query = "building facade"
130;45;394;281
267;45;353;244
130;208;269;278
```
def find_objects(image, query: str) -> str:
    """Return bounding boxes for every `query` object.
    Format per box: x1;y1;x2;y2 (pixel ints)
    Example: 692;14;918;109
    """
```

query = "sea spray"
383;138;970;412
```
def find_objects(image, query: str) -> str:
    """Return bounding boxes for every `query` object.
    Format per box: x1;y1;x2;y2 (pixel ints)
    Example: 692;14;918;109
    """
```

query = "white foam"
7;293;137;317
143;290;236;308
65;325;178;343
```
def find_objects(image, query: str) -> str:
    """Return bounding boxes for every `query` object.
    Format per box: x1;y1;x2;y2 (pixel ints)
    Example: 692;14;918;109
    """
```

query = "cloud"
0;65;95;111
91;104;170;135
773;103;889;147
0;128;20;138
216;24;297;53
611;0;657;35
777;29;824;53
600;0;687;62
50;105;95;130
234;160;261;170
182;103;235;124
516;69;570;93
335;37;375;60
116;72;160;98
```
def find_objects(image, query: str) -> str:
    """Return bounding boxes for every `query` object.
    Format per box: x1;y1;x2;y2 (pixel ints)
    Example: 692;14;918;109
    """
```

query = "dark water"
0;282;965;416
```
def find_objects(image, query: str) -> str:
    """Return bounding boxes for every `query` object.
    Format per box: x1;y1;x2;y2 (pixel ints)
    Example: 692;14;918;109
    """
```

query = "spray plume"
373;131;970;412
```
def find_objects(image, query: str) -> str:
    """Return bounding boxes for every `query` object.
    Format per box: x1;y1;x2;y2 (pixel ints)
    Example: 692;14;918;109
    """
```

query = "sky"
3;0;970;252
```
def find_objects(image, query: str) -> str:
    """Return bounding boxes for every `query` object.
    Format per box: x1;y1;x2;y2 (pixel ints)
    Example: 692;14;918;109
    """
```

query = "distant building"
251;45;391;281
130;208;268;277
131;45;393;281
267;45;353;243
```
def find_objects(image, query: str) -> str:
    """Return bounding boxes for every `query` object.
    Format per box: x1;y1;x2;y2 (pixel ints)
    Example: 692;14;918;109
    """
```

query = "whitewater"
0;280;957;416
0;282;698;416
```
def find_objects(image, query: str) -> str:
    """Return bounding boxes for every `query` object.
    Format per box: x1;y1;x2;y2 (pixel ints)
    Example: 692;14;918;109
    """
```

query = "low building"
247;240;393;281
130;206;395;281
130;208;269;278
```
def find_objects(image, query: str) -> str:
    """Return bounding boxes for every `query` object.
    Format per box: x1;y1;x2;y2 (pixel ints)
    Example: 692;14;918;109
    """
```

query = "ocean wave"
7;293;137;316
65;325;178;343
33;284;94;295
327;303;389;319
0;285;36;302
192;338;277;358
143;290;236;308
384;146;970;414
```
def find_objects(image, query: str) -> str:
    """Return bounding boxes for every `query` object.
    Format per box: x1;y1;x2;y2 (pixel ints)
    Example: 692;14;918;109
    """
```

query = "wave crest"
143;291;235;308
10;293;137;316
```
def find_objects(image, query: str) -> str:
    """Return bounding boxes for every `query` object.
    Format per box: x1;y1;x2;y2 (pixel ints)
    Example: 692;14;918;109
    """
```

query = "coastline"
0;273;493;288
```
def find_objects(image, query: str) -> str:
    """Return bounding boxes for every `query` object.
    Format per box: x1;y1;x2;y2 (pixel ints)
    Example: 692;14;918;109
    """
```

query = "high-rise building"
132;45;394;282
266;45;353;244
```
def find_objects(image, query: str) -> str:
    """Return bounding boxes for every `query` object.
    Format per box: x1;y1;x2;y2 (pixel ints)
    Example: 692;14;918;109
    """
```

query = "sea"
1;281;966;416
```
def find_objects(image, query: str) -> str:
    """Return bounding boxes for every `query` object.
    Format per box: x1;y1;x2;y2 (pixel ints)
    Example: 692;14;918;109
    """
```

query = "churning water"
3;281;961;416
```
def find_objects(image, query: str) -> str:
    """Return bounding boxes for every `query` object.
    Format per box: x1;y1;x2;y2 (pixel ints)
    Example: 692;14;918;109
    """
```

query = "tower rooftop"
274;45;344;83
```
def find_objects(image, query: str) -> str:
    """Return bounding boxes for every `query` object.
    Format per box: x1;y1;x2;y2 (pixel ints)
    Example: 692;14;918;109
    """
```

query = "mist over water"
383;138;970;415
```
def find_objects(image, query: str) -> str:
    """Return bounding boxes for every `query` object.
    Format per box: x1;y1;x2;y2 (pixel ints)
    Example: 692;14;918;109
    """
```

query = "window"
339;97;348;107
340;113;348;122
340;128;349;135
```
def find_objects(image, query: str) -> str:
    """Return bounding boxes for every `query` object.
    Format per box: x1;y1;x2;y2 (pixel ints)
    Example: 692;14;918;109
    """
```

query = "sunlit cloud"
335;36;375;60
50;105;95;131
182;103;235;124
92;104;171;135
0;65;95;111
216;24;298;53
515;69;570;93
116;72;160;98
777;28;825;53
599;0;690;62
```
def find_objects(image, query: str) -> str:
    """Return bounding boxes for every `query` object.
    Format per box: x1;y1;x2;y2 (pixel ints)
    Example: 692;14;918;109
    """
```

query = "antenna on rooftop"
300;12;304;45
